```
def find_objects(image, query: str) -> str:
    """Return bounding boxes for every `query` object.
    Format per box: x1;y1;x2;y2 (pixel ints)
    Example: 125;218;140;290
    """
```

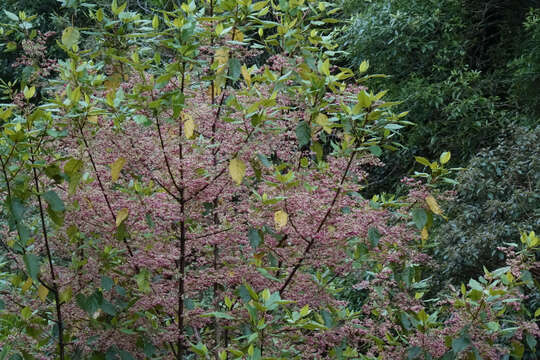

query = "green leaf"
452;334;471;354
296;121;311;147
23;254;40;283
368;227;381;247
61;27;80;49
415;156;431;167
248;228;263;249
407;346;422;360
43;190;65;212
190;343;208;357
3;10;18;21
257;153;272;167
369;145;382;156
412;208;428;230
511;340;524;359
101;276;114;291
201;311;235;320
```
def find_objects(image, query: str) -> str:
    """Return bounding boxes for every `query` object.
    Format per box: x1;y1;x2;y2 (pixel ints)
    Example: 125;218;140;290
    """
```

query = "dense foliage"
340;0;539;195
433;126;540;285
0;1;538;360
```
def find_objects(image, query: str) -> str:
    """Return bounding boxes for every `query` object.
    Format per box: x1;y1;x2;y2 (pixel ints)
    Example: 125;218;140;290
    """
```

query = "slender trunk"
177;63;187;360
32;165;65;360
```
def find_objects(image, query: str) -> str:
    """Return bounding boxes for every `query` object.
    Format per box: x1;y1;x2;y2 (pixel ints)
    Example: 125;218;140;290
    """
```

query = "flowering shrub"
0;1;538;359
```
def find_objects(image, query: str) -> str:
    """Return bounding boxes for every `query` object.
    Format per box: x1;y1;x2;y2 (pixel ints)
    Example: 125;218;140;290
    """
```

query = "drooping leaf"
425;195;442;215
23;253;40;283
183;115;195;139
43;190;65;213
111;157;126;182
241;65;251;86
116;208;129;227
229;158;246;185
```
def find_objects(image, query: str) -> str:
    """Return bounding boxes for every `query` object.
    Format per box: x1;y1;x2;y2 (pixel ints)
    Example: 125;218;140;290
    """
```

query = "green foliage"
433;126;540;285
509;8;540;116
337;0;538;195
341;0;468;79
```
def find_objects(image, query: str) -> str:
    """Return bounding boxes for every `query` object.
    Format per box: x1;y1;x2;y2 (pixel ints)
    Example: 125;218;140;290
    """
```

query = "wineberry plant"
0;1;538;359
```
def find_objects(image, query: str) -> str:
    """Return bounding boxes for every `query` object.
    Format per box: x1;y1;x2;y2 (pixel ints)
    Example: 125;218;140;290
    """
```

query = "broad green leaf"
4;10;19;21
412;208;428;230
152;14;159;29
101;276;114;291
61;27;80;49
296;121;311;146
368;227;381;247
43;190;65;212
452;335;471;353
369;145;382;156
23;253;40;283
229;158;246;185
111;157;126;182
248;228;263;249
21;306;32;320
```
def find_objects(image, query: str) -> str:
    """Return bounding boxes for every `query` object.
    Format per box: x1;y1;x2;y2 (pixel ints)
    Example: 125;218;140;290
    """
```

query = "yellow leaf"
425;195;442;215
182;112;195;139
421;227;428;241
88;115;98;124
274;210;288;230
60;287;72;303
37;284;49;301
111;157;126;182
233;29;244;42
104;73;122;91
440;151;451;165
21;277;32;292
241;65;251;87
23;86;36;99
229;158;246;185
215;48;229;75
116;208;129;227
359;60;369;73
315;113;332;134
